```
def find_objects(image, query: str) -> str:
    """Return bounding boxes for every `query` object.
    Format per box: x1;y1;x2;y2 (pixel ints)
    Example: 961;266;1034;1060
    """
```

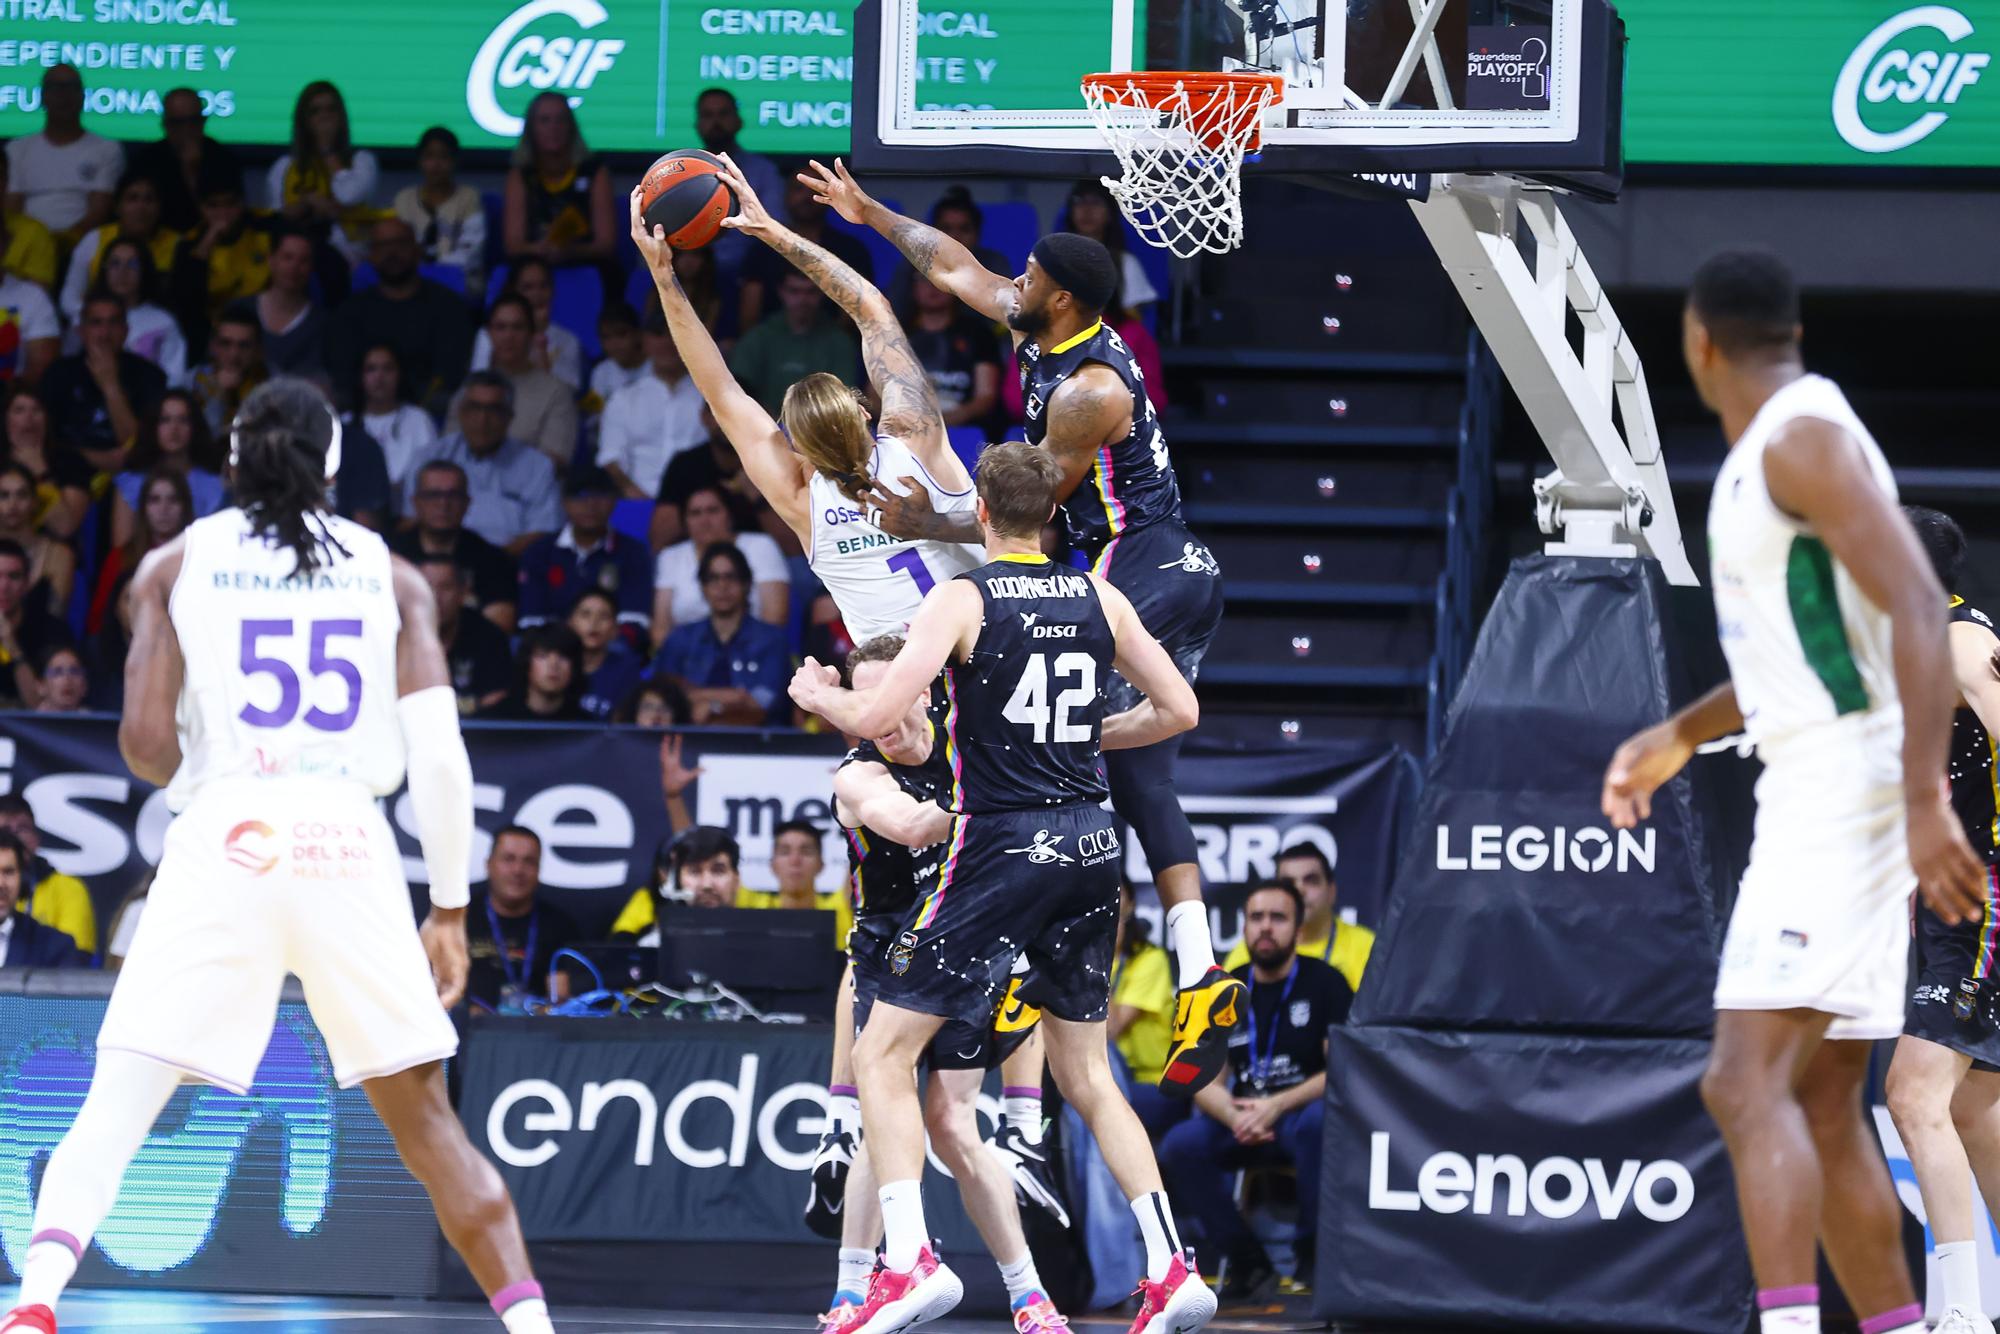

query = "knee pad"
1106;740;1199;873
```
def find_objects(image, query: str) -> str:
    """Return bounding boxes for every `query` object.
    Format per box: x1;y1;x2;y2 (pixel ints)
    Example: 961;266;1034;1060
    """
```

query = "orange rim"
1081;71;1285;152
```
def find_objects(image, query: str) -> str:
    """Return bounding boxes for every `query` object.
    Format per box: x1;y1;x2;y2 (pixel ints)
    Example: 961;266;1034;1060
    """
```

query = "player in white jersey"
1;381;555;1334
1601;251;1985;1334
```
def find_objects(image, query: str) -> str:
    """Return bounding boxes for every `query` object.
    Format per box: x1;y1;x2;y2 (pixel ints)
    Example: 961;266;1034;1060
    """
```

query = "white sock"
1131;1191;1183;1283
1940;1238;1980;1313
836;1247;875;1302
998;1252;1043;1304
828;1089;862;1137
1164;902;1217;989
20;1050;185;1310
1004;1090;1044;1145
878;1179;928;1273
1759;1306;1819;1334
498;1298;554;1334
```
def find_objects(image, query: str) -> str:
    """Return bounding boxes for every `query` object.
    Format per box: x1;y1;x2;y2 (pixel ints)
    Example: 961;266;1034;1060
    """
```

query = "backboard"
851;0;1624;186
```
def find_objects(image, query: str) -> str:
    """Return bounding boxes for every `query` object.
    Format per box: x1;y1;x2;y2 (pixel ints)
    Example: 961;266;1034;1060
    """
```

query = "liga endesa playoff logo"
223;820;278;876
467;0;628;139
1833;5;1990;153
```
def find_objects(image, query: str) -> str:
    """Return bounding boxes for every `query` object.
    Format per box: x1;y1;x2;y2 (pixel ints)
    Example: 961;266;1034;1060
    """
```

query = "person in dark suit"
0;830;86;968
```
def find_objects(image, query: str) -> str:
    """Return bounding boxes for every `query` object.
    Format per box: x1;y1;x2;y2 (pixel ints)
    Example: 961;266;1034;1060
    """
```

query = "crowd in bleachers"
0;65;1171;725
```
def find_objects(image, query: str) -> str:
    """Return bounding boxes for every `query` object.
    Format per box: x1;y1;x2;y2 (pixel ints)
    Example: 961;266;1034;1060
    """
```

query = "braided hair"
229;377;350;578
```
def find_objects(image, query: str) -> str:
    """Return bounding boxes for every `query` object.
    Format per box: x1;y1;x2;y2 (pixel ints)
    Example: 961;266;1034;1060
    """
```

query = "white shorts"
1714;714;1914;1041
98;779;458;1093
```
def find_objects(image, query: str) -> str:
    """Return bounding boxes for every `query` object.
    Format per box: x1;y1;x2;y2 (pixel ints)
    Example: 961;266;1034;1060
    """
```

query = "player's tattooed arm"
860;474;983;545
1040;366;1130;503
119;538;188;786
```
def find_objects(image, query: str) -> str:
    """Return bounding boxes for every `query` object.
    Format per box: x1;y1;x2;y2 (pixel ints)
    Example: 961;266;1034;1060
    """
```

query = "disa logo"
468;0;628;138
223;819;278;875
1833;5;1990;153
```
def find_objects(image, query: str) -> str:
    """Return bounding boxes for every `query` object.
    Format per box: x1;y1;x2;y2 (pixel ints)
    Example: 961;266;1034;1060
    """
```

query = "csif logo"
1434;823;1655;874
1367;1132;1694;1223
467;0;628;138
1832;5;1990;153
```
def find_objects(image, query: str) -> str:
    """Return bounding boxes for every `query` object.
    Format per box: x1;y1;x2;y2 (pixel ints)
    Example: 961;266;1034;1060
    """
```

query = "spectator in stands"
0;462;74;616
739;176;875;332
503;91;615;272
4;66;121;247
354;343;436;497
391;459;519;632
585;300;647;421
453;293;576;469
0;150;58;292
650;408;767;549
650;542;791;726
672;246;728;338
87;237;188;387
127;87;239;235
393;126;485;294
0;794;97;954
326;218;475;416
467;825;581;1011
1;384;88;538
517;465;651;633
187;308;264;438
903;275;1002;430
168;164;271;345
886;185;1010;313
268;80;377;266
491;624;588;723
1221;841;1374;992
694;88;785;280
474;255;584;392
613;677;691;727
729;270;859;416
0;830;85;968
87;469;189;636
0;265;58;385
1160;880;1351;1300
110;390;225;548
738;819;852;940
570;588;645;720
0;536;70;707
612;824;743;939
228;229;326;376
651;484;789;643
42;293;167;470
418;554;509;718
83;575;132;710
407;371;559;554
60;172;180;327
1111;879;1185;1140
598;302;706;499
327;393;392;532
34;645;87;712
1060;178;1157;315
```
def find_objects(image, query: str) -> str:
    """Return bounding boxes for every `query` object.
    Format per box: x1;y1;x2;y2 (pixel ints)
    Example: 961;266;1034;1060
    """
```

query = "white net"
1081;73;1283;258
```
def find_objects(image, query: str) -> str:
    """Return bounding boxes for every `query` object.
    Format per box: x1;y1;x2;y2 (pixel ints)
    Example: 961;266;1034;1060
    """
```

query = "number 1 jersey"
941;554;1114;814
166;508;407;811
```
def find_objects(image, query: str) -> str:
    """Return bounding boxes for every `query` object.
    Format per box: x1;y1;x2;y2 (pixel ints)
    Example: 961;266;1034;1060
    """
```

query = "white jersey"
165;509;407;810
807;436;983;643
1708;374;1899;750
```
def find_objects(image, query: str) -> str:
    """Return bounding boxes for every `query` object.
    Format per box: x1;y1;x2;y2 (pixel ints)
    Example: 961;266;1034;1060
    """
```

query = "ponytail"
781;372;876;506
230;377;350;578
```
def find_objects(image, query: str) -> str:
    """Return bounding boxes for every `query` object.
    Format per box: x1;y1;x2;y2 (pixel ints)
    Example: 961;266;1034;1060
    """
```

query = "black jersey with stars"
1949;597;2000;862
941;553;1114;814
839;735;952;922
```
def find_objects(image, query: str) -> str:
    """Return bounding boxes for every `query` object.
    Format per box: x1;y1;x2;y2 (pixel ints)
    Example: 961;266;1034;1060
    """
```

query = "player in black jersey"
1886;506;2000;1333
790;443;1213;1334
801;159;1241;1101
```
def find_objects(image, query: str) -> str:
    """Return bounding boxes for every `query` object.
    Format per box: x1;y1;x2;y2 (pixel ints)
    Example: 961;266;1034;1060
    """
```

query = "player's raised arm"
833;761;954;849
629;185;811;538
117;539;188;786
1097;579;1199;750
800;158;1019;326
790;579;980;737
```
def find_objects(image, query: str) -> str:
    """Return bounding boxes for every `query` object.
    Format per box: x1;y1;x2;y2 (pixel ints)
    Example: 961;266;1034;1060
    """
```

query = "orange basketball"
638;149;737;250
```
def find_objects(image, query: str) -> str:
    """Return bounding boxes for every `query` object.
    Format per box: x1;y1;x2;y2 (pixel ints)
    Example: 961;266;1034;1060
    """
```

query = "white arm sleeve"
398;684;473;909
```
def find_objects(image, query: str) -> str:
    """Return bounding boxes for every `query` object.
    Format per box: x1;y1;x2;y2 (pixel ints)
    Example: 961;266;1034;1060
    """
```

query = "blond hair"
782;373;875;505
976;440;1063;539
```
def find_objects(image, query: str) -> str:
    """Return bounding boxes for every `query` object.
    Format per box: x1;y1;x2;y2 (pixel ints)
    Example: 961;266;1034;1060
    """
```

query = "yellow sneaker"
1159;965;1245;1098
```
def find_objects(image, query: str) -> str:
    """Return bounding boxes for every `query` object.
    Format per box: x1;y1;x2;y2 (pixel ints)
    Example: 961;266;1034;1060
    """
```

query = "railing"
1425;332;1500;753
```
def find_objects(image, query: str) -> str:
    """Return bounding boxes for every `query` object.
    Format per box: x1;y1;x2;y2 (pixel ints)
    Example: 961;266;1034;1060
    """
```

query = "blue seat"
980;201;1040;276
350;261;467;296
487;263;606;360
611;498;653;545
946;425;986;474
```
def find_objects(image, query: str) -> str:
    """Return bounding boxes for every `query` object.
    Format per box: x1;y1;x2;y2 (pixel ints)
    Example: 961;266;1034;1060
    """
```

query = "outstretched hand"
715;154;776;236
659;732;703;800
859;474;943;541
798;157;871;226
628;183;672;273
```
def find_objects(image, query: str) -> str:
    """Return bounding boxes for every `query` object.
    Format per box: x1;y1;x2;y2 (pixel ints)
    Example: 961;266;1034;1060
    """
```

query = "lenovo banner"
1319;1026;1750;1333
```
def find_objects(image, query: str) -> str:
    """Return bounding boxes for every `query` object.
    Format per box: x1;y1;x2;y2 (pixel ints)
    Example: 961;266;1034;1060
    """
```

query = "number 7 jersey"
941;553;1115;814
165;508;408;811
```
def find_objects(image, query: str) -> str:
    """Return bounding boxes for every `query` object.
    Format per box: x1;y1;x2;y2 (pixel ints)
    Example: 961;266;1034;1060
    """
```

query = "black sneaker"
804;1128;855;1239
1217;1253;1278;1305
988;1124;1070;1229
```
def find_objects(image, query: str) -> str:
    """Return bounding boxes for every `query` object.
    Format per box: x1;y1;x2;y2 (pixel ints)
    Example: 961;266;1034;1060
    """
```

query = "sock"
1164;902;1217;989
828;1087;861;1137
1757;1285;1819;1334
1939;1239;1980;1314
836;1247;875;1303
1857;1305;1924;1334
879;1179;928;1273
491;1280;554;1334
998;1252;1044;1305
17;1236;81;1310
1004;1088;1044;1145
1131;1191;1184;1283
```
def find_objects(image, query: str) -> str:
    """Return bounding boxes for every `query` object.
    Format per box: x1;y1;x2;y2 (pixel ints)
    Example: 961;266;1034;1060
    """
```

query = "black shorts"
1907;876;2000;1071
873;804;1123;1030
1090;521;1224;714
851;914;1038;1071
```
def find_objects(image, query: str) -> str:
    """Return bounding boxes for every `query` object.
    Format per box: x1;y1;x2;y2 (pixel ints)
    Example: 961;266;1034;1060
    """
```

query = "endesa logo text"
467;0;627;138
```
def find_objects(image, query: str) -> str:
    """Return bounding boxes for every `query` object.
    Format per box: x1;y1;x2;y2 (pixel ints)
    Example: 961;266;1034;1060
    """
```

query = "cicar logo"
1833;5;1990;153
223;819;278;876
467;0;628;138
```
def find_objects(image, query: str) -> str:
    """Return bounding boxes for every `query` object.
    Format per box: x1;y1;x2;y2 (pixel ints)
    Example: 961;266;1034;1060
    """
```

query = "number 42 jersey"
166;508;408;810
942;554;1115;814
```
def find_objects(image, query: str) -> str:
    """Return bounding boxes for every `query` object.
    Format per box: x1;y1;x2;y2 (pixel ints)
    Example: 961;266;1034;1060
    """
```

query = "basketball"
637;148;737;250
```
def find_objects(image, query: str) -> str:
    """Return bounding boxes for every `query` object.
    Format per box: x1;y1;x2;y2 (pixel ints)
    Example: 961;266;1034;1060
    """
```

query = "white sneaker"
1937;1309;1997;1334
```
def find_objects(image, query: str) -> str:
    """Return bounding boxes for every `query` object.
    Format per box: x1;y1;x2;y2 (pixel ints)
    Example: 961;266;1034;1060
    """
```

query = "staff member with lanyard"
1221;841;1374;993
465;824;579;1013
1160;879;1353;1302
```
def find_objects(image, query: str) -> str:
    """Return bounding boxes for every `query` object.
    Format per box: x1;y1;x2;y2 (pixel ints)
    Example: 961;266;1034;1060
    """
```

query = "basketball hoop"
1081;71;1285;258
